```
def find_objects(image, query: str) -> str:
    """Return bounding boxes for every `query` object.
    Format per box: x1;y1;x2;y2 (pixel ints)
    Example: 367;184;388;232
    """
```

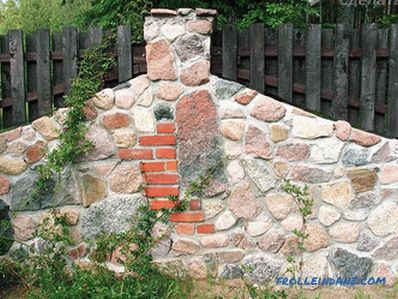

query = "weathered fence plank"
117;26;132;83
62;27;78;96
249;23;265;93
376;28;388;132
388;24;398;137
222;24;237;80
53;32;64;108
26;34;38;121
305;24;321;112
9;30;26;125
348;29;360;126
0;35;12;127
37;29;52;117
332;24;349;120
278;24;293;102
360;24;377;131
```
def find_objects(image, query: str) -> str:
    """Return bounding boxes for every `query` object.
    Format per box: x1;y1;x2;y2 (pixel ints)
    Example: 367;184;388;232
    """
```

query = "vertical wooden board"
26;34;39;121
37;29;52;116
53;32;64;108
117;26;132;83
79;31;89;50
388;24;398;137
348;29;360;126
222;24;237;80
211;30;222;76
62;27;78;96
360;23;377;131
89;27;103;46
238;29;249;83
0;35;11;128
293;28;306;107
332;24;349;121
321;29;334;116
9;30;26;126
306;24;321;112
249;23;265;93
375;28;388;133
265;28;277;96
277;24;293;103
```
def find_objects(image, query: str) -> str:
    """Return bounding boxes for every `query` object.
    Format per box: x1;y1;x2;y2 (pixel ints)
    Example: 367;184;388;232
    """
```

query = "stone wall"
1;8;398;285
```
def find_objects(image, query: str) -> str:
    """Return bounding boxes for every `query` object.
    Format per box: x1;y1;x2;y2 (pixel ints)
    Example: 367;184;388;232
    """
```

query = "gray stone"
328;247;373;278
10;167;81;211
242;159;276;193
373;237;398;260
175;34;207;62
349;192;378;210
151;238;172;258
218;264;243;280
213;78;244;101
154;103;174;120
241;255;281;284
356;231;379;252
0;199;12;255
81;194;145;239
113;82;131;91
342;147;369;166
84;126;115;161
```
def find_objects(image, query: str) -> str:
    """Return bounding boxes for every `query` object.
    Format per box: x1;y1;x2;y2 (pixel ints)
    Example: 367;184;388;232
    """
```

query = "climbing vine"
32;34;115;201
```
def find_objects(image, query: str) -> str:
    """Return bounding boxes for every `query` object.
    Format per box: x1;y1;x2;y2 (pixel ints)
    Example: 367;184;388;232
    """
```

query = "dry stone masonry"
1;8;398;286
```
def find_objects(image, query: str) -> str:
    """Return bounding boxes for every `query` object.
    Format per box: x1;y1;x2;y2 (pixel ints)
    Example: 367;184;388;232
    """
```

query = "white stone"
224;140;242;158
301;254;329;289
115;88;135;109
281;214;304;232
329;222;362;243
264;193;294;220
129;75;150;98
318;205;340;227
367;201;398;237
292;116;333;139
226;160;245;182
215;210;237;231
92;88;114;110
133;107;155;133
138;87;153;107
161;24;185;41
202;200;224;220
310;138;345;164
219;101;245;119
144;20;159;41
246;220;272;236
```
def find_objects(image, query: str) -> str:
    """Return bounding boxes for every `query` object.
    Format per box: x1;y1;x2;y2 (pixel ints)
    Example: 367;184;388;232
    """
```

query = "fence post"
9;30;26;126
306;24;321;112
278;24;293;103
26;34;39;121
332;24;349;120
360;23;377;131
53;32;64;108
388;24;398;137
37;29;52;117
0;35;11;128
250;23;265;93
117;26;132;82
62;27;78;96
222;24;237;81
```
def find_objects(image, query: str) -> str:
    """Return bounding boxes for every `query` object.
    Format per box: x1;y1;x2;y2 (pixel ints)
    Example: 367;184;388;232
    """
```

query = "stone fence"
1;8;398;285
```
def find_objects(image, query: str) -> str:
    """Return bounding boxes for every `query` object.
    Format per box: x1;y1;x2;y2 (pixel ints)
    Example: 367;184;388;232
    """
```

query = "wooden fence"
211;23;398;138
0;24;398;138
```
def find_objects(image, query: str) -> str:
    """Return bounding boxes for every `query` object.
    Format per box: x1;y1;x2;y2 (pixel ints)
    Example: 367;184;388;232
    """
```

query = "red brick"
190;199;201;210
139;135;176;146
156;148;176;159
169;212;204;223
166;160;178;171
157;123;176;134
176;224;195;235
197;224;215;234
145;174;178;185
150;200;177;210
145;186;179;197
140;162;165;172
118;149;153;160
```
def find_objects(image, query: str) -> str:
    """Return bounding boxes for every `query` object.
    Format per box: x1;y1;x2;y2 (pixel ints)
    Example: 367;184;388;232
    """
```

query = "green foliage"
238;0;319;29
32;34;114;202
0;0;91;34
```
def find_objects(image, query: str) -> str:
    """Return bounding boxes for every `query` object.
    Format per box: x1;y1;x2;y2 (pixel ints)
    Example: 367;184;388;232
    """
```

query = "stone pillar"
144;8;216;86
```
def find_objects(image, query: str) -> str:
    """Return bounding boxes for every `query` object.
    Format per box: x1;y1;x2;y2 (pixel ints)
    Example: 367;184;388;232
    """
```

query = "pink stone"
180;60;210;86
146;40;177;81
200;234;229;248
257;229;285;253
245;125;273;159
350;129;381;147
187;20;213;34
155;82;184;101
83;100;98;120
334;120;351;141
229;181;262;220
3;127;22;142
172;239;200;255
12;215;37;241
0;176;10;195
26;141;46;164
195;8;217;16
372;142;395;163
380;164;398;184
235;90;257;105
109;164;142;193
276;143;309;161
250;95;286;122
289;165;333;183
102;113;131;130
186;257;208;279
151;8;177;15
